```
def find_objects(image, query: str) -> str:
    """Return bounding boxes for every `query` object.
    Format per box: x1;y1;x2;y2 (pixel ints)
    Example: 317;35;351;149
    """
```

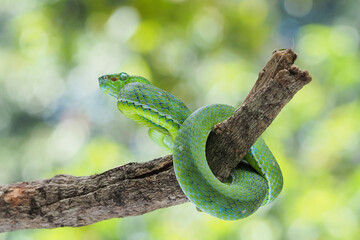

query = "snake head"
98;72;151;98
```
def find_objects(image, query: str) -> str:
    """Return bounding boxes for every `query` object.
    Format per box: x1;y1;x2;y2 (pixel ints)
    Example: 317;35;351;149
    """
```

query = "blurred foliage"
0;0;359;239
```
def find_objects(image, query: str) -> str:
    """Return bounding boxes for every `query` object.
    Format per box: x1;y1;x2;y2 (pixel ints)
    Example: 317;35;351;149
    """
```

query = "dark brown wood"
0;156;184;232
206;50;311;180
0;49;311;232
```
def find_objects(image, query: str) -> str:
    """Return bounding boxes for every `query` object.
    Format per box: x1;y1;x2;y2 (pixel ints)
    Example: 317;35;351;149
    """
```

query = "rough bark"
0;49;312;232
0;156;184;232
206;50;311;180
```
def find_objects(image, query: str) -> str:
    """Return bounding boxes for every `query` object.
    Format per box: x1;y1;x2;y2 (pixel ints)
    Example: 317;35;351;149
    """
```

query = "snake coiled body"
99;72;283;220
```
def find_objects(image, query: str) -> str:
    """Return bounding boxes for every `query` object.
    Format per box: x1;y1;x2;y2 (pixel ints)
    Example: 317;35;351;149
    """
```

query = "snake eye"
119;72;128;81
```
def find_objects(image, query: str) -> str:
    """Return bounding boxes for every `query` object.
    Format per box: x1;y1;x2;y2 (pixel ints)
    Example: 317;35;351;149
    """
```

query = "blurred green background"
0;0;359;239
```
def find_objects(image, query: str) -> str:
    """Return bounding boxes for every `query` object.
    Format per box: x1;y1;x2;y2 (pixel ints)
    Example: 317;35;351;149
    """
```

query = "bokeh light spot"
284;0;313;17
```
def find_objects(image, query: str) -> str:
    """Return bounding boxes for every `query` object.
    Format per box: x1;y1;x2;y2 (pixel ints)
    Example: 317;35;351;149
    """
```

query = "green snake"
98;72;283;220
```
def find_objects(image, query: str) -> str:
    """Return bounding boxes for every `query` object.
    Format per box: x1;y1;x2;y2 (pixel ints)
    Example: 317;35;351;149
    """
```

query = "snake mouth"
100;85;110;95
98;76;121;99
98;76;105;84
98;77;111;94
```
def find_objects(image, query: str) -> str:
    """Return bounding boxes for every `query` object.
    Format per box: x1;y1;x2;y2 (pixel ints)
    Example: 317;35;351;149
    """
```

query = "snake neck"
117;82;191;150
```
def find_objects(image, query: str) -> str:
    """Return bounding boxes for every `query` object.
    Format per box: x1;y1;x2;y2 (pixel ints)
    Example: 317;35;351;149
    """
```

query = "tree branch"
207;50;310;179
0;49;312;232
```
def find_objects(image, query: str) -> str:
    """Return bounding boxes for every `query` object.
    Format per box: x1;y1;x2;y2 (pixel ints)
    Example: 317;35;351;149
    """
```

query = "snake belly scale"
99;72;283;220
